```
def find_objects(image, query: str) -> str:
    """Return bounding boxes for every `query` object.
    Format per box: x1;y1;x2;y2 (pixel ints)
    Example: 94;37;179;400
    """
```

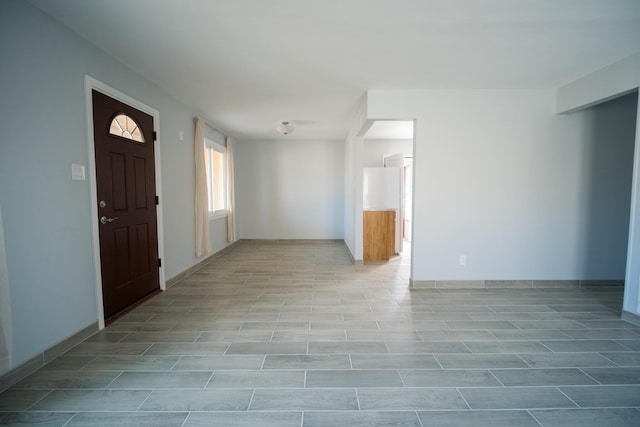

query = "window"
109;113;145;142
204;139;226;217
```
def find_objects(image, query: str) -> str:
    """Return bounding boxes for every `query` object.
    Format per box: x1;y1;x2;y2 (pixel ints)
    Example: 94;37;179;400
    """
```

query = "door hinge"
158;258;162;268
153;131;157;141
155;195;159;205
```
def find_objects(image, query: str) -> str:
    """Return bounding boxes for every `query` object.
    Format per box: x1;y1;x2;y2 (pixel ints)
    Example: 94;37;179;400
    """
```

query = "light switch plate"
71;164;86;181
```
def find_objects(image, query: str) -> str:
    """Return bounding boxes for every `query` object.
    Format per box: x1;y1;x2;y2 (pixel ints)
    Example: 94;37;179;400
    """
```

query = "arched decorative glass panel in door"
109;113;145;143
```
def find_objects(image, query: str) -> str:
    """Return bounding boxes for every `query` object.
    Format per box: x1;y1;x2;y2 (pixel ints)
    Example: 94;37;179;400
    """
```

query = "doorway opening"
362;120;414;266
577;92;638;314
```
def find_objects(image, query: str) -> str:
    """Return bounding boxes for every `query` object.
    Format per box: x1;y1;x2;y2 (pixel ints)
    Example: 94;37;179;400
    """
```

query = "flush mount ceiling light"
277;121;295;135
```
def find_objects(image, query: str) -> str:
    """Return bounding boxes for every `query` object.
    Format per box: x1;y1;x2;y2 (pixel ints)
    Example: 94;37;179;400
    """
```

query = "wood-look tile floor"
1;240;640;426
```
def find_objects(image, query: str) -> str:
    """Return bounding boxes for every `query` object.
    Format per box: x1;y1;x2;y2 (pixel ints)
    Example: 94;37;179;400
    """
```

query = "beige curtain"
0;207;11;375
226;136;237;242
194;118;212;257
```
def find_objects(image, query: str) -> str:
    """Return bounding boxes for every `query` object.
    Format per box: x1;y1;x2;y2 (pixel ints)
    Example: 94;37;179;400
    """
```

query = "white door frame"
84;75;166;330
383;152;405;254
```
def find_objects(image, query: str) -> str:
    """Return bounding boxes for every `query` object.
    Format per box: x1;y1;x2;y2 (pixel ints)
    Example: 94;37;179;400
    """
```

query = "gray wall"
576;93;637;277
555;52;640;315
235;139;345;239
343;130;362;258
0;1;229;367
364;89;635;281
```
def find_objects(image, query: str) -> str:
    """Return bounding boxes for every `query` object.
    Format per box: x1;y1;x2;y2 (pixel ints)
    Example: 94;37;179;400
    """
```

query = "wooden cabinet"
363;210;396;261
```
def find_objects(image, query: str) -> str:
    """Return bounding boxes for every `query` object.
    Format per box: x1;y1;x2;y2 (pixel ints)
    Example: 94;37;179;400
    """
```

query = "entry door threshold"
105;288;162;326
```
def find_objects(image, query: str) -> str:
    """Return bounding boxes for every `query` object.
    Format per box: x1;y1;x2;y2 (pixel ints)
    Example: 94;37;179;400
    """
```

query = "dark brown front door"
92;90;160;321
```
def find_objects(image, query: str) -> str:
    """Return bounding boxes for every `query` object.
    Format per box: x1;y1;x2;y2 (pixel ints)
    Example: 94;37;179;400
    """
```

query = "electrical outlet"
459;255;467;266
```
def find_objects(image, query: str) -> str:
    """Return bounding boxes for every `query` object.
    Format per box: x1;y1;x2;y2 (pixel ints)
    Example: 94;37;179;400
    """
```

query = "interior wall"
343;129;364;259
363;139;413;167
0;2;226;368
344;132;357;255
235;139;345;239
556;52;640;316
576;93;637;278
365;89;633;281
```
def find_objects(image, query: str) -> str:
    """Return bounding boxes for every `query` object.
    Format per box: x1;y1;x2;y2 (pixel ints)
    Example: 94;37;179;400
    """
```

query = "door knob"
100;216;119;224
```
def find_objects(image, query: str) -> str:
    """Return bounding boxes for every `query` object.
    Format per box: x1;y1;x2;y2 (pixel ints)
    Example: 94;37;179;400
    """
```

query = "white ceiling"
365;121;414;141
30;0;640;140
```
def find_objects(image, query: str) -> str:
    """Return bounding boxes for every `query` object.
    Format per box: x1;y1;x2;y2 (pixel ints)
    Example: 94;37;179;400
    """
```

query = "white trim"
209;210;229;221
410;119;417;284
84;75;166;330
204;138;226;153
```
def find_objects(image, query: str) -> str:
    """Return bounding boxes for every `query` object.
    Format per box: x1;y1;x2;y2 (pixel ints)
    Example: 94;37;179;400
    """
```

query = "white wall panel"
235;139;344;239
